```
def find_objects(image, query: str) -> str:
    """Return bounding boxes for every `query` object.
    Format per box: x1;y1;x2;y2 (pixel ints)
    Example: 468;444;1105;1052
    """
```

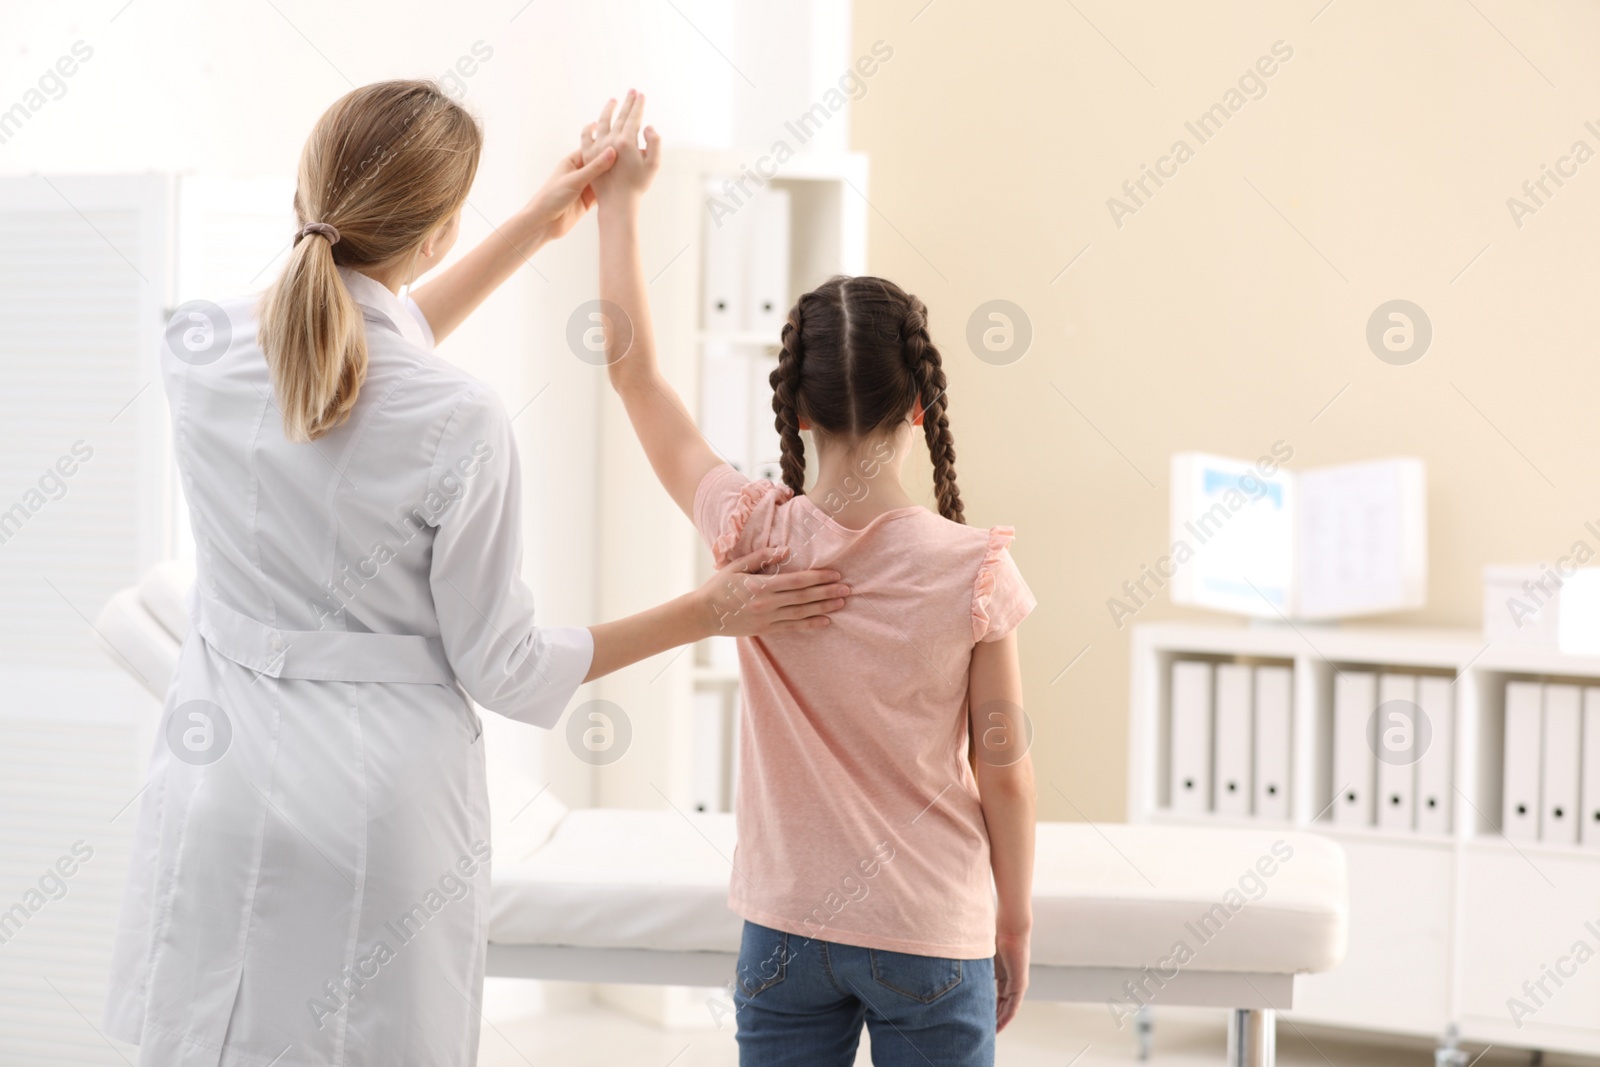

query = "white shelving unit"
1129;620;1600;1058
591;148;865;1026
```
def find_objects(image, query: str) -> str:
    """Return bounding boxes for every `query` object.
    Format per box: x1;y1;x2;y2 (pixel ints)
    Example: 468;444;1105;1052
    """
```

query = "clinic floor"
475;985;1590;1066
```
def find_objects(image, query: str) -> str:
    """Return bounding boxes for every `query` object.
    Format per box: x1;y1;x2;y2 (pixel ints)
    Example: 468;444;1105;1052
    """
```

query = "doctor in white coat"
103;80;850;1066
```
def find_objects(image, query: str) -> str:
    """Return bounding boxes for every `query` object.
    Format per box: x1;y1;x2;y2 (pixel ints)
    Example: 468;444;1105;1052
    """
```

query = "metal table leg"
1134;1004;1153;1061
1227;1007;1276;1067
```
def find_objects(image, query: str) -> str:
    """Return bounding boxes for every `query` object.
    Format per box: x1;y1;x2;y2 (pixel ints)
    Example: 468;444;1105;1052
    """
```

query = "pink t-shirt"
694;464;1036;959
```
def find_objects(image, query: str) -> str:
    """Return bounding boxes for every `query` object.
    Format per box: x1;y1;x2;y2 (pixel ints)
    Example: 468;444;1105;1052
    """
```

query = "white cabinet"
1456;844;1600;1038
1292;836;1453;1036
1130;621;1600;1058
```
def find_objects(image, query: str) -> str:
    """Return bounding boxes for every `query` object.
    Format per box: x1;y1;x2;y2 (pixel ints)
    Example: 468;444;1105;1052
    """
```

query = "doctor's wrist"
679;588;718;644
505;206;556;257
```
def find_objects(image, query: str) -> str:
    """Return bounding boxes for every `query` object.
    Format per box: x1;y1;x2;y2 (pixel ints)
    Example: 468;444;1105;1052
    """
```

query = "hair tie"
295;221;340;246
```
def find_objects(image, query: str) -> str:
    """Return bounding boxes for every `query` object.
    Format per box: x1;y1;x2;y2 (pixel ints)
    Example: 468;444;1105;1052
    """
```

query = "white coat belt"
193;595;456;684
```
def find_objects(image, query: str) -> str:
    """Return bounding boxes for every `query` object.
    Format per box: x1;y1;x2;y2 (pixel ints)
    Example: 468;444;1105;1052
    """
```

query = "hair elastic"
295;221;341;246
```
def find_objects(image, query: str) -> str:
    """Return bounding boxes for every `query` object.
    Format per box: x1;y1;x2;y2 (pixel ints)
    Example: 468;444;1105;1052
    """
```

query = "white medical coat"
103;269;593;1066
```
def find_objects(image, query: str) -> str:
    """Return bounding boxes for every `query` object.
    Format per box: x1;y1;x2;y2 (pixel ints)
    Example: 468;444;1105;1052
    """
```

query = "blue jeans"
733;921;995;1067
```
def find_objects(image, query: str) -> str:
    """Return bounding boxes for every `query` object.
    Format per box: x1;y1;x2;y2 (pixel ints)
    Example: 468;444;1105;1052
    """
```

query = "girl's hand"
581;89;662;206
698;547;850;637
520;141;619;243
994;928;1031;1031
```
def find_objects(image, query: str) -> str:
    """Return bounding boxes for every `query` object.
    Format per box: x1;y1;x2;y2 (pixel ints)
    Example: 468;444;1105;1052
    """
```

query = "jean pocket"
735;924;790;998
869;949;963;1004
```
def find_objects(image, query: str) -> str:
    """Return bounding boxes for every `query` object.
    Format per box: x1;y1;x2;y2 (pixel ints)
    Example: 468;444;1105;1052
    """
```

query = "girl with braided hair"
585;92;1037;1066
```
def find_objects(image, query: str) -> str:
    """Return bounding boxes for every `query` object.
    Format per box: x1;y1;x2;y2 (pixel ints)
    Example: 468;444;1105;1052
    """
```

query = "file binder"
690;689;728;813
728;688;743;801
1214;664;1253;817
1415;676;1454;835
1583;689;1600;848
1332;670;1377;827
1501;681;1543;843
1253;665;1293;821
699;344;752;474
748;351;783;484
745;188;792;337
703;181;750;333
1169;660;1214;815
707;634;740;671
1376;673;1419;832
1541;684;1582;845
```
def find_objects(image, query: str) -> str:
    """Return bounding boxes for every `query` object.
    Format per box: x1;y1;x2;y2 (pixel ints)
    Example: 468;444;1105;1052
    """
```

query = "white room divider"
0;173;174;1064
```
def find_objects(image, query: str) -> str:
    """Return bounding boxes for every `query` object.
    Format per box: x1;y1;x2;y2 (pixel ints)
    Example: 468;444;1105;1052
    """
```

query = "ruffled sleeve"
972;526;1037;643
693;464;793;566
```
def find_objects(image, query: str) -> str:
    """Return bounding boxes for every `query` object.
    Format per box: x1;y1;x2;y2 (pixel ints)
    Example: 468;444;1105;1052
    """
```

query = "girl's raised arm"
586;91;723;518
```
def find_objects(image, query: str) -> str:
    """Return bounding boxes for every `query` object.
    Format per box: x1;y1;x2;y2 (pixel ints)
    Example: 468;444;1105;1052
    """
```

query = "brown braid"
770;300;808;498
902;298;965;524
769;275;965;523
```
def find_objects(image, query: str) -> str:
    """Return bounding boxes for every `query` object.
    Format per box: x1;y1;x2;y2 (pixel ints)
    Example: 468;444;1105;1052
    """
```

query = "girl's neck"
805;429;918;529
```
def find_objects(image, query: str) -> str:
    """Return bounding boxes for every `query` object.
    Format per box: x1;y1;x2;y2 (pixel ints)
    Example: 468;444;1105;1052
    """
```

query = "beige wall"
851;0;1600;821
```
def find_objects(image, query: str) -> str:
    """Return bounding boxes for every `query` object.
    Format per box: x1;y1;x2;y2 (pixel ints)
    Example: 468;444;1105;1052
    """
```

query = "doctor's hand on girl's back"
581;541;849;684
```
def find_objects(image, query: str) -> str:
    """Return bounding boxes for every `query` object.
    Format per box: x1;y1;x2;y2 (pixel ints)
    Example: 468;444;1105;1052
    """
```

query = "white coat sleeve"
426;386;593;728
403;295;437;349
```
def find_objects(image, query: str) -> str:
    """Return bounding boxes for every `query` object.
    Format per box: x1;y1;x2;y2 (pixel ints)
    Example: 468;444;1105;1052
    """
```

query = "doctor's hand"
520;140;619;243
581;89;661;207
700;547;850;638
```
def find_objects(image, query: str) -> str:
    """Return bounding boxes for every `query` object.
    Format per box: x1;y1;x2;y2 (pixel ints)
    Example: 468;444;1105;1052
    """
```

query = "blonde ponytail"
260;80;482;442
261;226;365;441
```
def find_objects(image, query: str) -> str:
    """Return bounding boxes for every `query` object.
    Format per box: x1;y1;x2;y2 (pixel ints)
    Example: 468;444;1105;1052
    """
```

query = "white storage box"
1484;564;1600;654
1483;565;1563;648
